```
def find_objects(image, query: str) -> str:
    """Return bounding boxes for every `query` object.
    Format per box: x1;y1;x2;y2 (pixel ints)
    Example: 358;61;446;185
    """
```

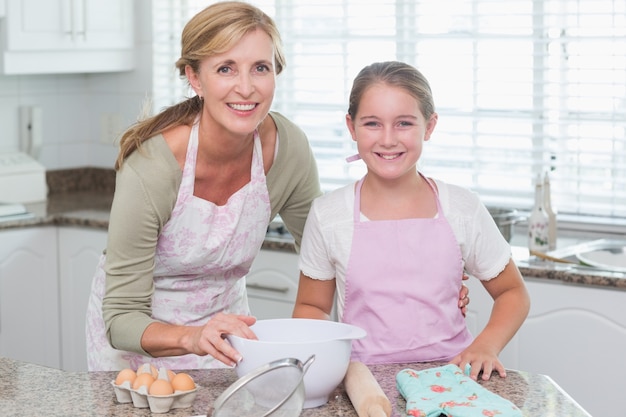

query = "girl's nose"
380;127;397;146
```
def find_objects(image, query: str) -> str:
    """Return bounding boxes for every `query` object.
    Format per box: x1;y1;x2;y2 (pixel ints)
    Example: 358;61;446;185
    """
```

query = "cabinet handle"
246;283;290;293
63;0;86;41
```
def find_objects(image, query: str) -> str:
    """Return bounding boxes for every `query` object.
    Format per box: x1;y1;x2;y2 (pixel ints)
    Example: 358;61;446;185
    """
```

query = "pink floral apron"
86;120;271;371
342;175;473;364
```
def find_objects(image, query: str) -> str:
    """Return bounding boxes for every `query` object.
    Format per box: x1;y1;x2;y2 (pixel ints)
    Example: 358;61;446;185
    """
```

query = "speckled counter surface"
0;357;590;417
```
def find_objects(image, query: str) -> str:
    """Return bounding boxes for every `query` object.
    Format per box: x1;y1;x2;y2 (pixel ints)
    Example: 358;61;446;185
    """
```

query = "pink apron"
342;175;473;364
86;120;271;371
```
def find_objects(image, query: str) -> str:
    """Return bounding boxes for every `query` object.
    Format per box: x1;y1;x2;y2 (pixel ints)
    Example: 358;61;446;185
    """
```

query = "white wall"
0;0;153;170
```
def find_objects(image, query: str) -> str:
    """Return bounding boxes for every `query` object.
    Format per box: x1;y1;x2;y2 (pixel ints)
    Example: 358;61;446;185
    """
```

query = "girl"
293;61;530;381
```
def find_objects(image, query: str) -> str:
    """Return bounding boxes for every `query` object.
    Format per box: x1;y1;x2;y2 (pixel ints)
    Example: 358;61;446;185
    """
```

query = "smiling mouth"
376;152;403;160
228;103;257;111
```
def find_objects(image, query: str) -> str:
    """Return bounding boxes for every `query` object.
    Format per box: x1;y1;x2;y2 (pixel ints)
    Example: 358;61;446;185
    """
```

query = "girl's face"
346;82;437;181
186;28;276;138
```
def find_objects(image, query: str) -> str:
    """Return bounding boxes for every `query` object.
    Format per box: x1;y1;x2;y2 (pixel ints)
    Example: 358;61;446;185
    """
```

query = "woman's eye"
255;64;270;73
218;66;232;74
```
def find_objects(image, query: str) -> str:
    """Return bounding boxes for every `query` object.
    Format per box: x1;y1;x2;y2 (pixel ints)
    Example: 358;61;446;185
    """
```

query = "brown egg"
171;372;195;391
149;379;174;396
114;368;137;386
132;372;155;391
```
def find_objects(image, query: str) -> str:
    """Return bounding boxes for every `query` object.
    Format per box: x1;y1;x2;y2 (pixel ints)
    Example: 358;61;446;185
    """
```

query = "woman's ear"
423;113;438;142
185;65;202;97
345;114;357;142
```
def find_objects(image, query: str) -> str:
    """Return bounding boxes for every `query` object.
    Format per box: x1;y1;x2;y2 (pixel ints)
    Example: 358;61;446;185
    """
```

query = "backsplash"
46;168;115;194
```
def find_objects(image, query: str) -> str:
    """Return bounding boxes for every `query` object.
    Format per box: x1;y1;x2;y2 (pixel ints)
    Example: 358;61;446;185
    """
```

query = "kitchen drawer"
246;249;299;319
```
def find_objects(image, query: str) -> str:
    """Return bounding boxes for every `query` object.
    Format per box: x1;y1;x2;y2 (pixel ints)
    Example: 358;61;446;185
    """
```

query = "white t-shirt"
298;178;512;319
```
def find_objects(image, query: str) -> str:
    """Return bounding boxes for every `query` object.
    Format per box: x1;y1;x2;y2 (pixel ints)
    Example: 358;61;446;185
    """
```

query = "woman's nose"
235;72;254;96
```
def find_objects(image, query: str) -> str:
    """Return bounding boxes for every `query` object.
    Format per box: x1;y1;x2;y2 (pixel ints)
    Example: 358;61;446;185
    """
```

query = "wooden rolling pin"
344;361;392;417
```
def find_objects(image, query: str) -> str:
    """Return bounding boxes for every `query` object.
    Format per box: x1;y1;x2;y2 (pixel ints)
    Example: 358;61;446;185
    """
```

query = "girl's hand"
189;313;257;367
449;341;506;381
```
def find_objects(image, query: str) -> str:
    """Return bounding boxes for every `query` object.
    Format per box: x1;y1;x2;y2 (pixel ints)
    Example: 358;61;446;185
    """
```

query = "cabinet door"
466;275;626;417
57;227;107;372
246;250;299;319
0;227;60;368
5;0;133;50
514;279;626;417
2;0;134;74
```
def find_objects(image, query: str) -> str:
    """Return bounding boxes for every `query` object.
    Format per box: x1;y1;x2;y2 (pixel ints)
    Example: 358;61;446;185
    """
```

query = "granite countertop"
2;167;625;291
0;356;590;417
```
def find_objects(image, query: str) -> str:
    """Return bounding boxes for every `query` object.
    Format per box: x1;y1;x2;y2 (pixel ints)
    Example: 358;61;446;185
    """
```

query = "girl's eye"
364;121;379;127
398;120;414;127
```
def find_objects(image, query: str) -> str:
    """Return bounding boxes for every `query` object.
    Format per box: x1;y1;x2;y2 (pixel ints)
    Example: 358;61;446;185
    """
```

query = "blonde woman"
85;1;321;371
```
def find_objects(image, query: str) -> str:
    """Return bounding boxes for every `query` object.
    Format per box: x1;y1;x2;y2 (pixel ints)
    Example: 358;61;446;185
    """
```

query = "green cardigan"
102;111;321;355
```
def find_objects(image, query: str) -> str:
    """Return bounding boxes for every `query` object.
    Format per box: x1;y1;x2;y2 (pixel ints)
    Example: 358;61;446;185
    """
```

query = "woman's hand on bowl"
188;313;257;367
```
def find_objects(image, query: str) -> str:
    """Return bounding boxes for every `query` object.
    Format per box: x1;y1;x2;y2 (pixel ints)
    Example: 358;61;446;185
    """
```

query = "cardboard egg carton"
111;365;199;413
111;380;198;413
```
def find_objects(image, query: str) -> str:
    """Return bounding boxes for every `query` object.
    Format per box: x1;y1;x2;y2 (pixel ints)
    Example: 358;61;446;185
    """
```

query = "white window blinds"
152;0;626;219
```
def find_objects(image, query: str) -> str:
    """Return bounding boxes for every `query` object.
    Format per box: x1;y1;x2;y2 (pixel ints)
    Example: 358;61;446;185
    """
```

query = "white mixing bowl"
227;318;366;408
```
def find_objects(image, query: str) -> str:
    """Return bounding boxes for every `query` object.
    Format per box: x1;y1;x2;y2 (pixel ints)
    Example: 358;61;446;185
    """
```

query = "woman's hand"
459;274;470;316
188;313;258;367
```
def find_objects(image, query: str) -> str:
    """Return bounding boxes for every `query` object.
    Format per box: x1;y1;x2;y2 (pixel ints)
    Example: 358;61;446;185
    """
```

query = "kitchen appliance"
0;152;47;203
488;207;525;242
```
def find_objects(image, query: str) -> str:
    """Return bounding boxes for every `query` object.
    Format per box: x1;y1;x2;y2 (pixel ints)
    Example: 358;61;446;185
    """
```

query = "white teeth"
380;154;400;160
229;103;256;111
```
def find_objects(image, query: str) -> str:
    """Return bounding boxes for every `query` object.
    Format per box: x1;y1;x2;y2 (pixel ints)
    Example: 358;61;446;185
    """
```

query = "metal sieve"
209;355;315;417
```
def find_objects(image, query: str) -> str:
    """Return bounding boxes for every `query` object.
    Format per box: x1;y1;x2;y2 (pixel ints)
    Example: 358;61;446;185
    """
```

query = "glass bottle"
543;172;557;250
528;174;549;252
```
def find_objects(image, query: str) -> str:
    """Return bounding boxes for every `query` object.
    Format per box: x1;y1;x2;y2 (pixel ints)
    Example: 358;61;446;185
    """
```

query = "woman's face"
346;82;437;181
187;28;276;138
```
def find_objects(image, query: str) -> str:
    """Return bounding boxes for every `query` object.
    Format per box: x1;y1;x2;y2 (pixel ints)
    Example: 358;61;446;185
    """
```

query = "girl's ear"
185;65;202;96
423;113;438;142
346;114;358;142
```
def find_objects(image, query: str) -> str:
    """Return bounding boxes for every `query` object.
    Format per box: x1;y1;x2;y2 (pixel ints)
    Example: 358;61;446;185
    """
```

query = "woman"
293;61;530;381
85;1;321;371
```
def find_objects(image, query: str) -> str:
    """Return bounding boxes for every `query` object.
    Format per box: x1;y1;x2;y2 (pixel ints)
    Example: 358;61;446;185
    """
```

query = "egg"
136;363;158;378
114;368;136;386
132;372;155;391
149;379;174;396
171;372;195;391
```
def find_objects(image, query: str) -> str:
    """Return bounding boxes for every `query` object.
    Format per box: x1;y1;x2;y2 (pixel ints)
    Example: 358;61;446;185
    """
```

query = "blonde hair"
347;61;435;121
115;1;285;169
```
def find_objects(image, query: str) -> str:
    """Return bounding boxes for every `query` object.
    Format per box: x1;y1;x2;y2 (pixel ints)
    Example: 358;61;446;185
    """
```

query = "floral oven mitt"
396;364;522;417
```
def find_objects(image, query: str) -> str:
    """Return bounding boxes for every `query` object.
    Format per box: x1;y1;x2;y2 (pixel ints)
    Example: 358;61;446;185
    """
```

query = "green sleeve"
102;135;182;355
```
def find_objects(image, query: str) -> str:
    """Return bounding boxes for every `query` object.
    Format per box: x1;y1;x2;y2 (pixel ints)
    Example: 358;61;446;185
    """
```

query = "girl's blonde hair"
347;61;435;121
115;1;285;169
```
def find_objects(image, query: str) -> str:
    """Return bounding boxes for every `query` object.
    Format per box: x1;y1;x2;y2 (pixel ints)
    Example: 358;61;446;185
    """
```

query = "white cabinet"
464;275;626;417
1;0;134;74
246;249;300;319
57;227;106;372
0;227;61;368
0;226;106;372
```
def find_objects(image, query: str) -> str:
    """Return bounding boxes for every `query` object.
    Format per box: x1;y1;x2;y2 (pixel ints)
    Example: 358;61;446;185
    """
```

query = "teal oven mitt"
396;364;522;417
